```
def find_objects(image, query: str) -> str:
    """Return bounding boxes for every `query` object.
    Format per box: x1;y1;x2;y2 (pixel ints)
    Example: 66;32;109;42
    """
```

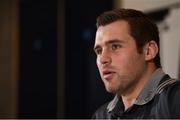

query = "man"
92;8;180;119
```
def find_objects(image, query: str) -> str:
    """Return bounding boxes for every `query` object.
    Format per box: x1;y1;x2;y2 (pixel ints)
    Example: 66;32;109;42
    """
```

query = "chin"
105;86;117;94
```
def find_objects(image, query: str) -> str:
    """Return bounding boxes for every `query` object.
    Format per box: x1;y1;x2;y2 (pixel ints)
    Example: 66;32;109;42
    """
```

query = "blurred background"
0;0;180;119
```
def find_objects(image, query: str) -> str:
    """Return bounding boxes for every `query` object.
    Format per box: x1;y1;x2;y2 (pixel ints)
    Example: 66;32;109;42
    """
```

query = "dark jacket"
92;69;180;119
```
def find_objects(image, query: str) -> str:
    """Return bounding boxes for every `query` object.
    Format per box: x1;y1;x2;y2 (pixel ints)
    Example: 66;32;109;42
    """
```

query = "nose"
99;49;111;66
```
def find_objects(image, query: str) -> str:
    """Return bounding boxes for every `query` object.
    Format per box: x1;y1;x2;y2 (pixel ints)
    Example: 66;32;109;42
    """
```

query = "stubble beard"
104;73;142;96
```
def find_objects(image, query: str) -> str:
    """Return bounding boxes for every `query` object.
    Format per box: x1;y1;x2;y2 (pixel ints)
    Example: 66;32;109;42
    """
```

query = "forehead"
95;20;131;45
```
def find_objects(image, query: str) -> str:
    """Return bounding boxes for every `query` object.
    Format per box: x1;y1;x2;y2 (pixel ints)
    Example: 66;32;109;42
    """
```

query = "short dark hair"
96;8;161;68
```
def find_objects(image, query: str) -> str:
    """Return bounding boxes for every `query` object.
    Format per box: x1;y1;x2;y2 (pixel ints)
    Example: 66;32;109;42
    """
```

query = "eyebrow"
106;39;125;45
94;39;125;51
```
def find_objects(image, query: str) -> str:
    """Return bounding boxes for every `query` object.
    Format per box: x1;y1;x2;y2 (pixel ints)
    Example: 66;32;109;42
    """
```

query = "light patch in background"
121;0;180;12
159;8;180;79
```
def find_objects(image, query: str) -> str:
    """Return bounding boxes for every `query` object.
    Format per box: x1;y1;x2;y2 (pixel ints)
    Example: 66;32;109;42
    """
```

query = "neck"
121;64;157;111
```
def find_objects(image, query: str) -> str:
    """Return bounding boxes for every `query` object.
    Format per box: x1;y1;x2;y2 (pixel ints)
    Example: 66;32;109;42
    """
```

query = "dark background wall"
64;0;113;118
18;0;113;119
19;0;57;118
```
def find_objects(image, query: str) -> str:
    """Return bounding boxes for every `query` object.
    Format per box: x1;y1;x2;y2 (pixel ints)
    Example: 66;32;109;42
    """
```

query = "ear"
144;41;158;61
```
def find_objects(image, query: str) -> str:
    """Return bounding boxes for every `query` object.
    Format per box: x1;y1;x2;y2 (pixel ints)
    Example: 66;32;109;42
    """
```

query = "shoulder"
157;78;180;95
163;79;180;96
159;79;180;99
166;80;180;102
160;79;180;118
91;102;110;119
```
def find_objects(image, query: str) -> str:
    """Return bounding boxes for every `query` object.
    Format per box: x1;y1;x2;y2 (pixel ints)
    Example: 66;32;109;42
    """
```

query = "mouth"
102;70;115;80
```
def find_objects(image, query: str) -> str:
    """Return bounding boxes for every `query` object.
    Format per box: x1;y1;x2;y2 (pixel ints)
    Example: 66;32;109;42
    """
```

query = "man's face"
94;20;147;95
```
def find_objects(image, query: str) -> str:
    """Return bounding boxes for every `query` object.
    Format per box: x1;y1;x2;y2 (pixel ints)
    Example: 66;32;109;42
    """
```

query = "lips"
102;70;115;80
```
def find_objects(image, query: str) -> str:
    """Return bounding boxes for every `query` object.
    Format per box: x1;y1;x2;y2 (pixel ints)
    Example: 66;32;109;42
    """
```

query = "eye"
95;48;102;55
111;44;121;51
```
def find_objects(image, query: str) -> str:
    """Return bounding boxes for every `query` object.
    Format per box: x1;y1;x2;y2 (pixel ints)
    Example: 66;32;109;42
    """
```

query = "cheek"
113;53;142;69
127;54;145;70
112;54;127;66
96;58;100;67
96;58;101;71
